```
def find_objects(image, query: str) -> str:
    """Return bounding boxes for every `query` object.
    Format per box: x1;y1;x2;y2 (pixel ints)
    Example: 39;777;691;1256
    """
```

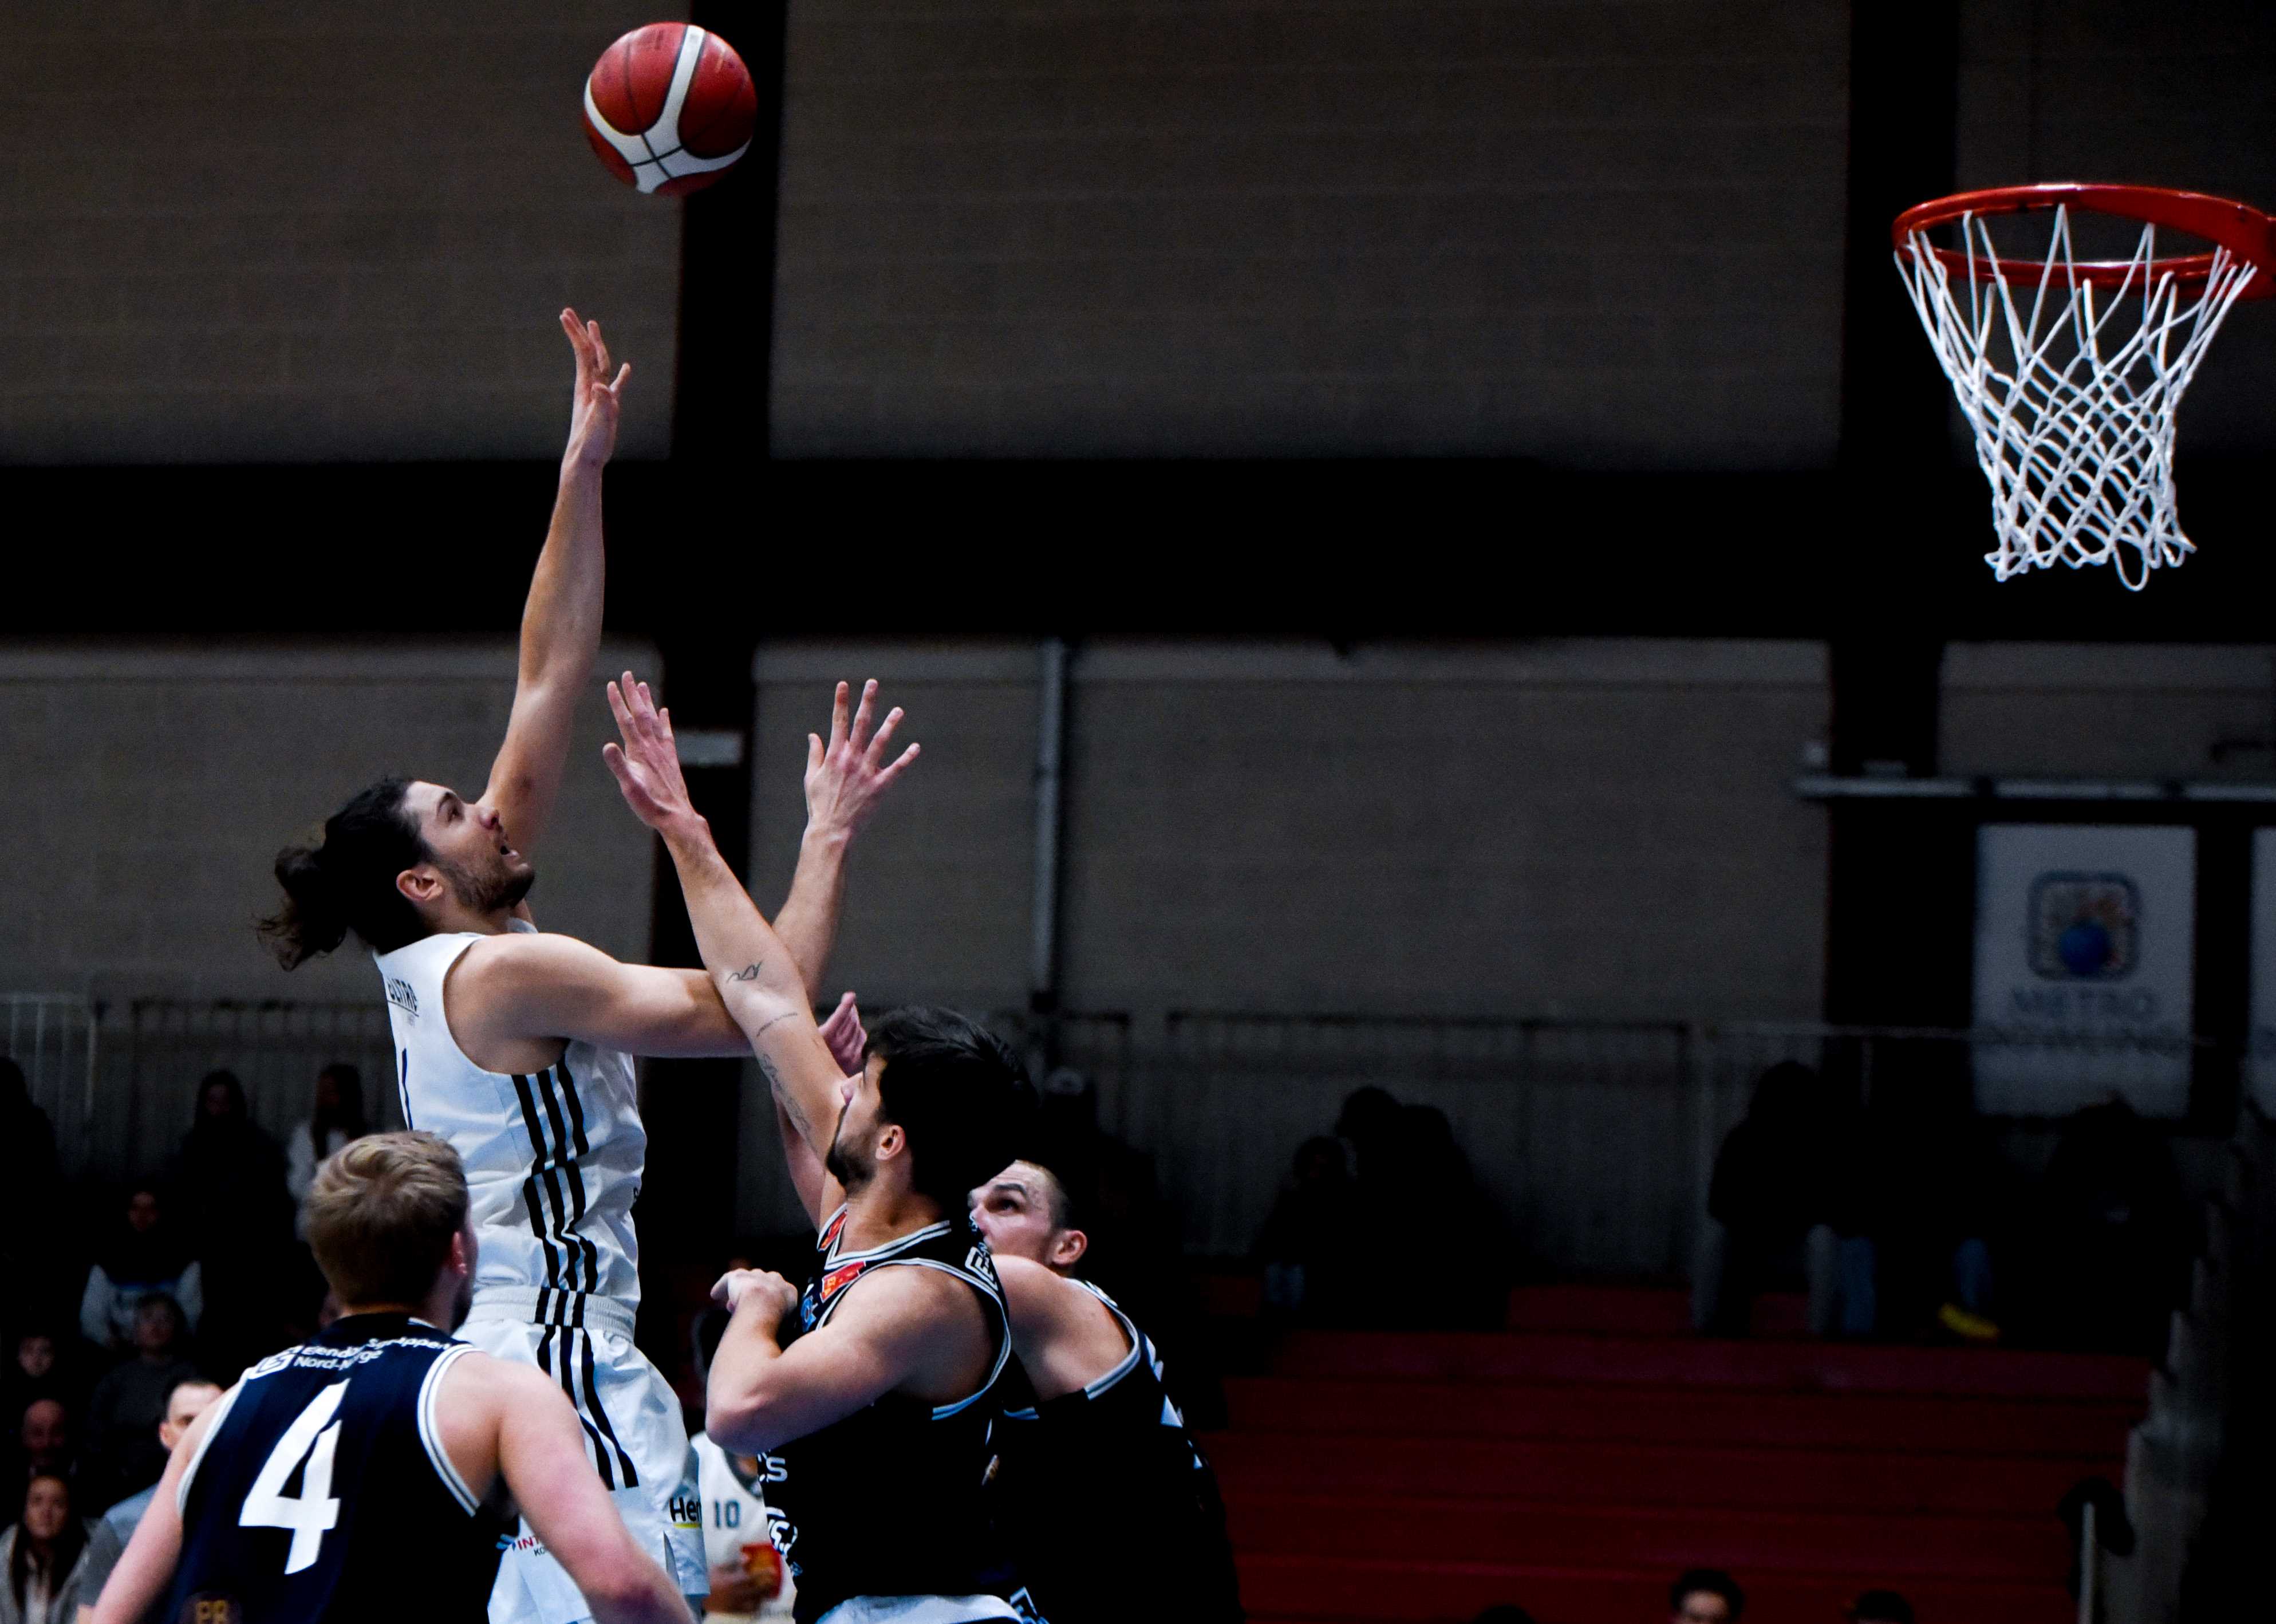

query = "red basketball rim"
1894;182;2276;299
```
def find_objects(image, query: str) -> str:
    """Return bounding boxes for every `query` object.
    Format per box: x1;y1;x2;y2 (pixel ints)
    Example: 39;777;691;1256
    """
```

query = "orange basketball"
582;23;756;196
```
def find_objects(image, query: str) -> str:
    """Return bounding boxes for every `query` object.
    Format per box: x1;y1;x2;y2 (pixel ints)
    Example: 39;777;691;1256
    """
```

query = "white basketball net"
1896;205;2260;589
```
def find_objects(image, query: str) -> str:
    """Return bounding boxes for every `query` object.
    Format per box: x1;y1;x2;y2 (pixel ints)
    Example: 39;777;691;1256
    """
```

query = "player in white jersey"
257;310;918;1624
689;1433;796;1623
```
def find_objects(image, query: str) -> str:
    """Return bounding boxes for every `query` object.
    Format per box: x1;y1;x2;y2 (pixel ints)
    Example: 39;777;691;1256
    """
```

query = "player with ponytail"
255;309;920;1624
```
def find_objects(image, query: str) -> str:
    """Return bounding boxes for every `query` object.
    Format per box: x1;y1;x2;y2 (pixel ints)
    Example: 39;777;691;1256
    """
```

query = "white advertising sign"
1972;823;2195;1117
2247;828;2276;1115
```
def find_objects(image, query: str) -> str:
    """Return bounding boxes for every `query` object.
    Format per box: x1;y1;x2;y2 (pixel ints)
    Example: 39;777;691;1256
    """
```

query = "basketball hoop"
1893;183;2274;589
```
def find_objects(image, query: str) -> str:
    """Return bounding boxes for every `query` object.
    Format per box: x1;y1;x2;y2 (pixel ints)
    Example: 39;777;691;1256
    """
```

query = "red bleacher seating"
1209;1287;2145;1624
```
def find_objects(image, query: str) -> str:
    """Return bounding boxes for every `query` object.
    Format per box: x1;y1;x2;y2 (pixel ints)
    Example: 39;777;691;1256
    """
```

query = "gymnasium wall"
1941;644;2276;781
768;2;1851;462
1955;0;2276;451
0;4;679;464
0;642;658;1003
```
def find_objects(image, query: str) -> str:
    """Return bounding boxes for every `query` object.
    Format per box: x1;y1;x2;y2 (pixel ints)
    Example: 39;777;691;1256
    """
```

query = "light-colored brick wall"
1942;643;2276;781
744;638;1831;1018
770;2;1851;462
0;641;658;1002
0;4;681;463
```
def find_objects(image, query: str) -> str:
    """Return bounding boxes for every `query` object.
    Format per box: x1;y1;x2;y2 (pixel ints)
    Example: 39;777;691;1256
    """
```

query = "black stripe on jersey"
578;1328;638;1487
396;1047;414;1130
511;1073;567;1322
531;1070;581;1296
556;1058;603;1311
539;1325;618;1491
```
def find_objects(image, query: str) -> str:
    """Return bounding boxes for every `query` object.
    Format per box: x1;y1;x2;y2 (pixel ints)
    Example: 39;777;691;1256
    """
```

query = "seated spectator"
0;1475;112;1624
285;1062;368;1240
1693;1063;1860;1338
77;1189;200;1356
0;1340;64;1443
1848;1591;1914;1624
81;1301;196;1512
94;1378;219;1546
6;1404;72;1493
2025;1097;2190;1355
0;1062;62;1323
172;1071;291;1377
1669;1568;1745;1624
1255;1136;1362;1322
1856;1050;2009;1343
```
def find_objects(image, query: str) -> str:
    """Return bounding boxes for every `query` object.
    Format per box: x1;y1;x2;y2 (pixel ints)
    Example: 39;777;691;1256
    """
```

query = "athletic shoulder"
991;1255;1093;1338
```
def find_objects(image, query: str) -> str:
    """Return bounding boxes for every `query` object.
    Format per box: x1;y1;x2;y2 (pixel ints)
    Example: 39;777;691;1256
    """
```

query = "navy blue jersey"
164;1313;513;1624
990;1283;1242;1624
762;1207;1015;1623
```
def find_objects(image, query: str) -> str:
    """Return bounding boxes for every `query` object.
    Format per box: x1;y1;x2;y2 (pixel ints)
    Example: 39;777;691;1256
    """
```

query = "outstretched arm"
482;309;630;860
771;680;920;1001
602;675;850;1190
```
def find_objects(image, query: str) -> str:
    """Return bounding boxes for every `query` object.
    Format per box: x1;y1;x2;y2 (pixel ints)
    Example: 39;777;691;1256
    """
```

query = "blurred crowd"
1251;1067;2194;1354
0;1058;365;1623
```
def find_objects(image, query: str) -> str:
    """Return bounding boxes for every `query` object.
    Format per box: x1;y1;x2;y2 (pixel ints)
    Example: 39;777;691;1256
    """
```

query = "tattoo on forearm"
758;1054;811;1138
754;1012;796;1038
727;961;763;983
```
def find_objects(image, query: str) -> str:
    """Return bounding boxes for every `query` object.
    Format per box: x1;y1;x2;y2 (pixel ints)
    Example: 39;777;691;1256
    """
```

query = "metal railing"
15;993;2251;1279
2;994;100;1172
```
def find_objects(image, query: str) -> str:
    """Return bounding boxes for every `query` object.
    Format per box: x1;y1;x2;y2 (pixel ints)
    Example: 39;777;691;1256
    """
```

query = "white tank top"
693;1434;796;1622
372;923;645;1319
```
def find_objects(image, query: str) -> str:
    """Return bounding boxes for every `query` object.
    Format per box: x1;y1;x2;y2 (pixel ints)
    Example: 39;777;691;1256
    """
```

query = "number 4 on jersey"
239;1381;349;1574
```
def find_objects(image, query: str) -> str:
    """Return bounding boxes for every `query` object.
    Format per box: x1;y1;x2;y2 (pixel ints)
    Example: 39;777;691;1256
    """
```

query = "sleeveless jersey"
694;1433;797;1623
164;1313;514;1624
990;1283;1243;1624
374;926;646;1319
761;1207;1016;1624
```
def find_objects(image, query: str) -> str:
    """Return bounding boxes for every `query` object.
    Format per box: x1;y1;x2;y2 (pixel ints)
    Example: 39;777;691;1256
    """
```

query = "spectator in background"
1858;1050;2009;1344
1693;1063;1860;1338
1848;1591;1914;1624
80;1300;196;1512
76;1189;200;1357
0;1341;66;1446
2026;1098;2190;1355
0;1063;62;1325
7;1404;73;1493
1669;1568;1745;1624
171;1071;291;1377
1255;1136;1361;1322
94;1378;219;1546
0;1475;111;1624
284;1062;369;1240
1334;1086;1512;1327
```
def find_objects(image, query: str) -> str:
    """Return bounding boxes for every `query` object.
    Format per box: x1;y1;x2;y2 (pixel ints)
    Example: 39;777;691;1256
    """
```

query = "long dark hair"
10;1474;86;1610
258;778;429;968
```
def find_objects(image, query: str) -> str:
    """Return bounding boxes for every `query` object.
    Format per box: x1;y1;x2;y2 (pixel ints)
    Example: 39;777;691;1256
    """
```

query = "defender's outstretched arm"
772;679;920;1002
483;309;630;860
602;675;851;1192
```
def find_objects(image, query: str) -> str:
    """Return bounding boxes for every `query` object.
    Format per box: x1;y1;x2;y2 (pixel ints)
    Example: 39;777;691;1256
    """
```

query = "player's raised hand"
818;991;866;1076
602;672;697;834
713;1267;799;1328
561;306;631;471
804;680;920;840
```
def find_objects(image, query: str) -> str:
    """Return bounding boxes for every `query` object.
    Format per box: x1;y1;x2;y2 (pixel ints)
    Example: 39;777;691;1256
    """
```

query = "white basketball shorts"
463;1295;707;1623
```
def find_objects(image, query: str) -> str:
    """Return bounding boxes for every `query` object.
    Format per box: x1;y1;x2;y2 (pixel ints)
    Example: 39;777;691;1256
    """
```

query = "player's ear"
874;1122;905;1163
1053;1227;1088;1268
396;865;441;907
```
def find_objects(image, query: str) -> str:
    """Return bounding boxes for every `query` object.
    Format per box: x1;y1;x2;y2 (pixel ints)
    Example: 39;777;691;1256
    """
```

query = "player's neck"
838;1181;946;1252
427;900;515;937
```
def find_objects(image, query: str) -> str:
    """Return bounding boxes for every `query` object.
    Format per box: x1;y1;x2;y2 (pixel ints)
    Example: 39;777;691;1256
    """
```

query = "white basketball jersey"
373;923;645;1318
694;1434;796;1622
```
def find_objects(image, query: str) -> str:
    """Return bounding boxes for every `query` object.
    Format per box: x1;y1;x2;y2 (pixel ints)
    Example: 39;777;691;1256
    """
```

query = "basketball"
582;22;756;196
